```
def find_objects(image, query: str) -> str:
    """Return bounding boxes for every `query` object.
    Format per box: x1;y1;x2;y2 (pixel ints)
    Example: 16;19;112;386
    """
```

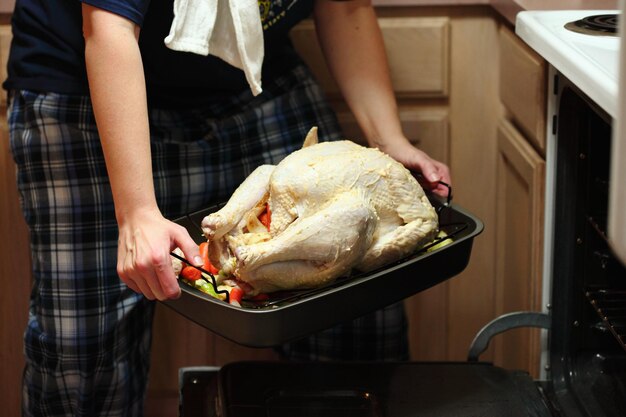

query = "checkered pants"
8;64;407;417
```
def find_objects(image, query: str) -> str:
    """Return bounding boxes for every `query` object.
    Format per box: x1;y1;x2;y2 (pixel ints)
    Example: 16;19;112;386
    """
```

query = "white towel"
164;0;264;96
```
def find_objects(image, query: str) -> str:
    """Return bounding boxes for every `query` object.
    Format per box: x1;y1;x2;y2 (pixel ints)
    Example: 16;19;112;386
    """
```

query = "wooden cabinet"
291;14;455;363
0;24;31;417
499;25;547;154
0;0;14;14
287;7;504;366
493;118;545;376
336;107;449;160
492;24;546;377
290;16;450;98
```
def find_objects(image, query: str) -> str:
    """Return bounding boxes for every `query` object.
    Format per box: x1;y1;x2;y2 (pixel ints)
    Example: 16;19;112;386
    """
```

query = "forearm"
83;5;157;223
314;0;451;192
80;6;208;300
313;0;404;150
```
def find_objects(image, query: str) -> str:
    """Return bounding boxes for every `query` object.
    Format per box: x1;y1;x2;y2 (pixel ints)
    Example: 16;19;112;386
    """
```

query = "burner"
565;14;619;36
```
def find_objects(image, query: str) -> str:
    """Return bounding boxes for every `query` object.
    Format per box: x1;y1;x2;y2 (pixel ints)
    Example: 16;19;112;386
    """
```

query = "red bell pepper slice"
199;242;219;275
229;286;244;305
258;203;271;231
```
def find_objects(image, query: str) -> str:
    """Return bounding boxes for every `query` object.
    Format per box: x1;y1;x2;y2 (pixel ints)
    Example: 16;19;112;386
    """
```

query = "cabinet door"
0;24;31;417
290;17;450;98
336;106;449;160
493;119;545;377
335;107;450;361
499;26;547;154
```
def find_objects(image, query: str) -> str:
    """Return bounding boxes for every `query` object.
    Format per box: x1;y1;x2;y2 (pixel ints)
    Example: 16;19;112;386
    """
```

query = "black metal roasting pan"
162;199;483;348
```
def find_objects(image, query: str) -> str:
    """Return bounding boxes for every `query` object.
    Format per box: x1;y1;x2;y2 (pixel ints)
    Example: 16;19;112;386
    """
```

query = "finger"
432;184;450;198
127;276;158;300
121;275;142;294
154;264;181;300
435;163;452;186
413;171;439;191
128;272;157;300
121;245;158;300
420;160;442;184
151;248;181;300
133;249;171;301
173;224;203;266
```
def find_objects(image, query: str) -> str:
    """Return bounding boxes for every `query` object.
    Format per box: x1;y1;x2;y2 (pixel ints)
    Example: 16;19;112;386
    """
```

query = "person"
4;0;451;415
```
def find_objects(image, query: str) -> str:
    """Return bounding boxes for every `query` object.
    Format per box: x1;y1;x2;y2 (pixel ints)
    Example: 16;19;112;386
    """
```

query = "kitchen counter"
373;0;617;8
491;0;618;25
373;0;619;25
0;1;619;26
516;9;620;117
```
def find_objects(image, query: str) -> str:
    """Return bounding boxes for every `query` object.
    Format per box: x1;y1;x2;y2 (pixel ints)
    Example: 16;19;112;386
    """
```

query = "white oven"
516;9;624;262
611;4;626;266
515;9;624;379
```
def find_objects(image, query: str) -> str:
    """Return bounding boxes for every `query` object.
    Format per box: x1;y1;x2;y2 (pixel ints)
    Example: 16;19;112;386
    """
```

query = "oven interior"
546;79;626;417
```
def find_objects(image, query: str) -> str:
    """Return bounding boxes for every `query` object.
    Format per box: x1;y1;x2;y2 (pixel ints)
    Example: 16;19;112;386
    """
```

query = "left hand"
312;2;450;198
378;140;451;198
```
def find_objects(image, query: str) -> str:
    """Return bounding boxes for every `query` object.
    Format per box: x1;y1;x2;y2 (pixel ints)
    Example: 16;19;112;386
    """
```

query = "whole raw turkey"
201;127;438;294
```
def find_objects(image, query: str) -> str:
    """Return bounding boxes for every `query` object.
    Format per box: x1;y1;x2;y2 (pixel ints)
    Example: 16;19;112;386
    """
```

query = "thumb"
173;226;202;267
420;161;441;184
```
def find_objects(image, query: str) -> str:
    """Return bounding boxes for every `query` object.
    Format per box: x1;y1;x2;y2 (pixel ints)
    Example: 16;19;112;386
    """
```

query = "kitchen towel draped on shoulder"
164;0;264;96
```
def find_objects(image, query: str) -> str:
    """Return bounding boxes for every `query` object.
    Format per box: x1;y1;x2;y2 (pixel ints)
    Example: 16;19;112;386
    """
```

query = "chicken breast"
201;127;438;294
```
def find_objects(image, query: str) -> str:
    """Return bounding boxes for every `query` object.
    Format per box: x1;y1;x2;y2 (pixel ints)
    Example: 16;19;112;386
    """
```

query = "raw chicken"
201;127;438;294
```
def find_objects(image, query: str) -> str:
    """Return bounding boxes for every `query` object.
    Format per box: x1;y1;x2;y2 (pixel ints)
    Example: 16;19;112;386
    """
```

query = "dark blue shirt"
3;0;314;106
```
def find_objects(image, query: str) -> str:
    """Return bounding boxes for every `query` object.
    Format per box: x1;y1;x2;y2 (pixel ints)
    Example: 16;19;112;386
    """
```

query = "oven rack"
586;289;626;352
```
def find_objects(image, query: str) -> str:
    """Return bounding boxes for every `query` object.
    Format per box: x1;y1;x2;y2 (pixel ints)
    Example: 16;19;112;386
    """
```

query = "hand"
116;208;202;300
379;140;452;198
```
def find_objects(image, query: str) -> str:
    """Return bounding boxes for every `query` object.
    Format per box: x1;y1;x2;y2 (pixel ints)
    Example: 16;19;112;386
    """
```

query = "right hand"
116;208;202;301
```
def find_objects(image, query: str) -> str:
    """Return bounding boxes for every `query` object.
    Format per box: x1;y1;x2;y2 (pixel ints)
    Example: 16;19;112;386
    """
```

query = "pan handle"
415;172;452;211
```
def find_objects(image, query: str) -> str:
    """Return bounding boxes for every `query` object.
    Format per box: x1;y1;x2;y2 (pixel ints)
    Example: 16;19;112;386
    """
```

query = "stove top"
564;13;618;37
516;10;620;118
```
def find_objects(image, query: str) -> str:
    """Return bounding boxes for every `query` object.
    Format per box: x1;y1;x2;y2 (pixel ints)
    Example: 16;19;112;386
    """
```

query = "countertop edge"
0;1;618;27
372;0;618;25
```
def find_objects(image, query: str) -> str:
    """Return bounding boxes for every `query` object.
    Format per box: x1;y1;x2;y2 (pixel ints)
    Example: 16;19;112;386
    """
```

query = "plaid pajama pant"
8;64;407;417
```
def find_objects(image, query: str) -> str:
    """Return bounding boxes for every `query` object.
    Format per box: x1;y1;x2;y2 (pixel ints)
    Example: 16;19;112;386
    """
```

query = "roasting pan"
162;198;483;347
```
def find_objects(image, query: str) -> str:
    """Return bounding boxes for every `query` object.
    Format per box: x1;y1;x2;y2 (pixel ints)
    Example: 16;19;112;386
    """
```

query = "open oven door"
608;0;626;267
178;361;555;417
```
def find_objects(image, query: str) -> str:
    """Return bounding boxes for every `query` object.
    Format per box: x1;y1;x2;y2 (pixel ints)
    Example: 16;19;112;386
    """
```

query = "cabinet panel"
0;25;9;106
336;107;449;162
0;116;30;417
493;118;545;377
290;17;450;98
0;0;13;13
499;26;547;154
380;17;450;97
0;24;30;417
337;107;450;361
445;13;501;362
